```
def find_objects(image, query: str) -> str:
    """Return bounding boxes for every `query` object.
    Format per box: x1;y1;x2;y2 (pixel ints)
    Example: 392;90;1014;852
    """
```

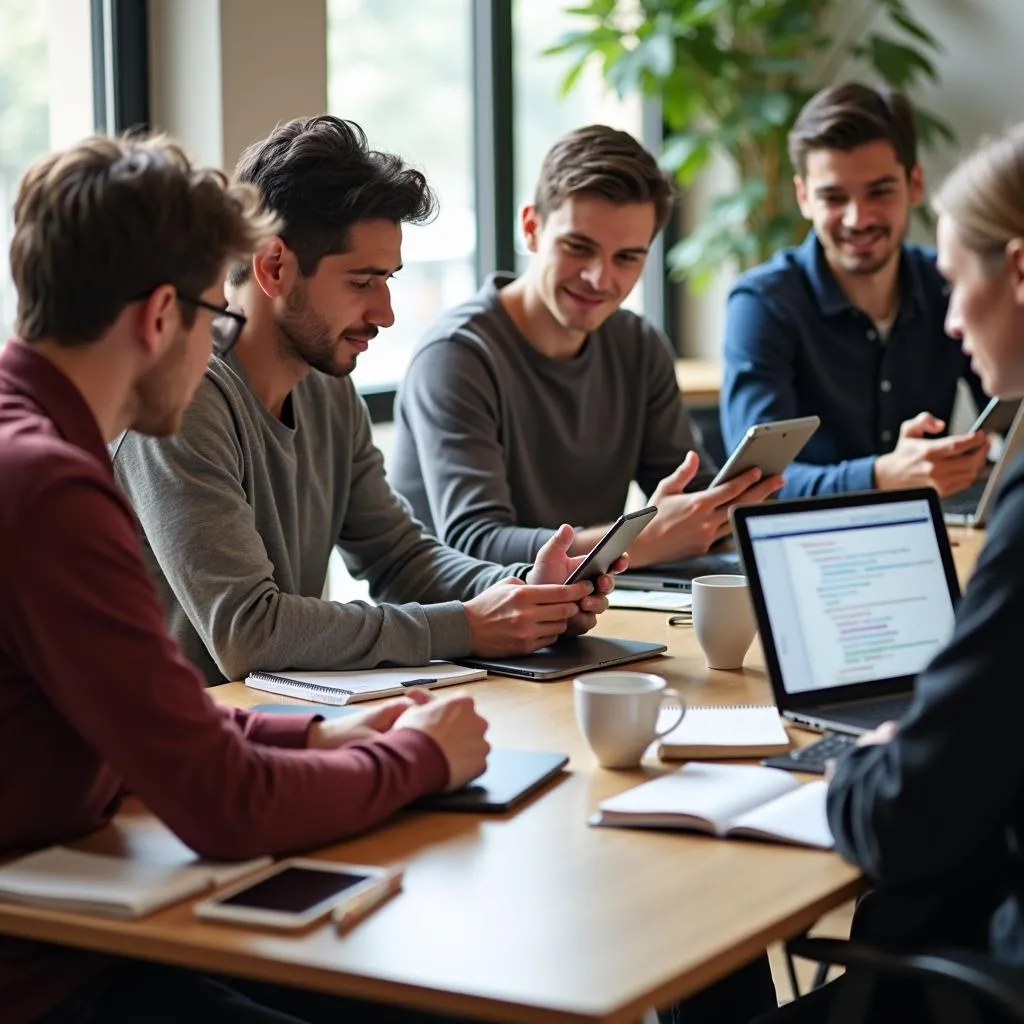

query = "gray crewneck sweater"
114;356;522;684
390;273;716;563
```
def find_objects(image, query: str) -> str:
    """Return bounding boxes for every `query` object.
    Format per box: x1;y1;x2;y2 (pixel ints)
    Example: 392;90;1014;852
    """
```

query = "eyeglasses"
177;294;247;356
130;288;247;356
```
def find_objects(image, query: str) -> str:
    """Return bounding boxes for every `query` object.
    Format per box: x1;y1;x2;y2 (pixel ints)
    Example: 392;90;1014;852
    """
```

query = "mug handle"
654;688;686;738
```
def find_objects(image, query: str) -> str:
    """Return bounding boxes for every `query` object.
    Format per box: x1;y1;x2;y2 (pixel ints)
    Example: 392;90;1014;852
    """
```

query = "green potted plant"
546;0;953;287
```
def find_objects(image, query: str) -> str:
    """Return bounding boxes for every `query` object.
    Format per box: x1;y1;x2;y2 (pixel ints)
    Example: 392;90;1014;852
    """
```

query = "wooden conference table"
0;529;984;1024
674;358;722;407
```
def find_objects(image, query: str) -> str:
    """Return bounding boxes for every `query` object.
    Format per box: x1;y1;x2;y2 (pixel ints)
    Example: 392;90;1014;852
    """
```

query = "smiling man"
113;116;617;685
721;83;990;497
390;125;781;567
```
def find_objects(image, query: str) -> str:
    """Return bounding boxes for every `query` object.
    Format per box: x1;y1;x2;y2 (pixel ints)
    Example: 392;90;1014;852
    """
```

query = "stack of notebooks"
245;661;486;706
656;704;791;760
0;817;270;919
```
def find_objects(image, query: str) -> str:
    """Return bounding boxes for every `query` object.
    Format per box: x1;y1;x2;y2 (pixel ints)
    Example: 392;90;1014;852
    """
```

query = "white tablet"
711;416;820;487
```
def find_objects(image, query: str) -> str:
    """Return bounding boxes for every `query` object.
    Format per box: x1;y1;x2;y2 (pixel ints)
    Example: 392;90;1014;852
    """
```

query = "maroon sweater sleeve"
7;467;449;861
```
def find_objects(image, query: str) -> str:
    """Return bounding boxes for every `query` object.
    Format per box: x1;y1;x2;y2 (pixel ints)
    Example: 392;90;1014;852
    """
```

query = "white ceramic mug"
573;672;685;769
691;574;758;670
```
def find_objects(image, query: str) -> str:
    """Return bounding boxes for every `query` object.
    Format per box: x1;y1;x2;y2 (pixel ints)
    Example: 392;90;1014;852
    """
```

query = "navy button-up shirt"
720;231;986;497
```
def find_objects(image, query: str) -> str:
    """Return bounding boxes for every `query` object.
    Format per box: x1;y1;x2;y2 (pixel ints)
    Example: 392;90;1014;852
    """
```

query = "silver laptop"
732;489;960;735
456;635;666;681
942;398;1024;526
614;549;743;593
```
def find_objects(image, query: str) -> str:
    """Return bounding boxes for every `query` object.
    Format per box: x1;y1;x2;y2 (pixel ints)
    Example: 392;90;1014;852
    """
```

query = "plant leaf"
888;8;941;50
866;34;938;87
660;131;711;183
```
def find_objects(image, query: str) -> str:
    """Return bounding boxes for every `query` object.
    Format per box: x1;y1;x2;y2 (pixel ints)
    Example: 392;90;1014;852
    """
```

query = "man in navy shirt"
721;83;989;497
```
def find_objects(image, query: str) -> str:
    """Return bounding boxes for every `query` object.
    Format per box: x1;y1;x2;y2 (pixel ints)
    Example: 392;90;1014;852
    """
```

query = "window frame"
91;0;149;134
103;0;679;423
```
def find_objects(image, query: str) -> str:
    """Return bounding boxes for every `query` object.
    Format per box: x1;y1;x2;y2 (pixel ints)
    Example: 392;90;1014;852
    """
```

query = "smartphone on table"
194;858;402;930
710;416;821;488
564;506;657;584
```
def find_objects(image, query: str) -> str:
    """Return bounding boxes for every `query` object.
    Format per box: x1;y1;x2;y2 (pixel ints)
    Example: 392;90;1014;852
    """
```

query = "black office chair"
786;934;1024;1024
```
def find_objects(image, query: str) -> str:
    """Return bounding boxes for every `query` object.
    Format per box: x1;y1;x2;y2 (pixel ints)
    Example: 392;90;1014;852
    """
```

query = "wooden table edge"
0;870;863;1024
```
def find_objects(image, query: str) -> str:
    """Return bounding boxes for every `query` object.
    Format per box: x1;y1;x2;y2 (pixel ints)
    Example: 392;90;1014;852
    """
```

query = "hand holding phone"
563;506;657;584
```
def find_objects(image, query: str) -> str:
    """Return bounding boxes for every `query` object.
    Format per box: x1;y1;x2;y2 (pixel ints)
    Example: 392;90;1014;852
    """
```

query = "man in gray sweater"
113;116;615;685
390;126;782;567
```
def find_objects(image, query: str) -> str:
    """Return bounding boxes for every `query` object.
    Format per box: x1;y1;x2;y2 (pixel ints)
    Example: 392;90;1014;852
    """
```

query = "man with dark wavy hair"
114;115;617;686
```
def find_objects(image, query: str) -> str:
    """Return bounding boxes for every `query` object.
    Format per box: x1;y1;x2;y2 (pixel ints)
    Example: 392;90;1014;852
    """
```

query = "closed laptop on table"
456;635;666;681
614;549;743;593
731;489;960;736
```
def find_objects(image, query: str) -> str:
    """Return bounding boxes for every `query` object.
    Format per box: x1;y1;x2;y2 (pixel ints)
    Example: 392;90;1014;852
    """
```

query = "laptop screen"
744;496;956;697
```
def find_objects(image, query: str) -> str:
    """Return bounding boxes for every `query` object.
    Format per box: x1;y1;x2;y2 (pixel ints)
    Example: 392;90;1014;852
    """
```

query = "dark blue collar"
797;230;929;321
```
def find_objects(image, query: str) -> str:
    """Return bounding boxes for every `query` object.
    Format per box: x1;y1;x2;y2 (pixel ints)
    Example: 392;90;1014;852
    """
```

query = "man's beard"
133;326;191;436
831;226;900;277
276;279;353;377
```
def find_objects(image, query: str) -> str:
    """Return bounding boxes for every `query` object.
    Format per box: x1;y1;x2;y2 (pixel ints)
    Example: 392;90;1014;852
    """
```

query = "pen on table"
334;866;405;933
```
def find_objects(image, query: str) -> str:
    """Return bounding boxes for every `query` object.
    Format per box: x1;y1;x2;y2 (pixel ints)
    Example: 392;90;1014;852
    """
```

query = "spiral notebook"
657;704;791;759
244;662;486;706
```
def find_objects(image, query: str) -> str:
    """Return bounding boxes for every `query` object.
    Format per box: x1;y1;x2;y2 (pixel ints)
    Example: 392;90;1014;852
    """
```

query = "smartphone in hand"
968;396;1022;436
564;506;657;584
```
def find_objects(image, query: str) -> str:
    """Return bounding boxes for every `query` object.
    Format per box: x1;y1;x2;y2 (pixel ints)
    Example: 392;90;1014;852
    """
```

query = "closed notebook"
0;846;270;919
591;762;833;850
244;661;486;706
657;704;791;759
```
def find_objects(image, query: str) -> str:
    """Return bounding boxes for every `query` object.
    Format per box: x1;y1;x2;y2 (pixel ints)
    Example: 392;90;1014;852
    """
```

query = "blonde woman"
758;123;1024;1023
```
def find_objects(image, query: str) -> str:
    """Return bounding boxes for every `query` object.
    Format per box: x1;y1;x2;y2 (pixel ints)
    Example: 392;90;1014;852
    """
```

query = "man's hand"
825;720;899;781
464;575;596;655
628;452;784;567
393;694;490;791
525;522;624;638
306;688;434;749
874;412;988;496
856;720;899;748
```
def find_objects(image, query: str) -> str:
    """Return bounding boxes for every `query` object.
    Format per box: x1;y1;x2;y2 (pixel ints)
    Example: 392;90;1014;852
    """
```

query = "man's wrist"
872;454;890;490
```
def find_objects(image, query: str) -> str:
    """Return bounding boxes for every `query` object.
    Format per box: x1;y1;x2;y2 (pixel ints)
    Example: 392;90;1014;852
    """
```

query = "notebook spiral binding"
247;672;354;696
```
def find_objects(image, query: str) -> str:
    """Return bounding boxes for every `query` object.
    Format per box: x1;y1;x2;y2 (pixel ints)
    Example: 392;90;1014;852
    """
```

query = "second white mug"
691;574;758;670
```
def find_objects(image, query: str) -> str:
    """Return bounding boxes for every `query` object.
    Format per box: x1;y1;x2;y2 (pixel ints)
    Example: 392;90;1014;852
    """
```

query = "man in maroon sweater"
0;137;490;1022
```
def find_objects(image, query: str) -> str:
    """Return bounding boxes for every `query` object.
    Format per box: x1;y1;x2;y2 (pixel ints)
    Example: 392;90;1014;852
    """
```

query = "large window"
327;0;476;391
0;0;94;338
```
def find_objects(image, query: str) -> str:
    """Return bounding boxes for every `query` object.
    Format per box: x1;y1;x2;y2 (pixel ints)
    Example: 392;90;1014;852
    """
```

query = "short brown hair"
533;125;678;235
229;115;436;286
787;83;918;178
10;134;275;345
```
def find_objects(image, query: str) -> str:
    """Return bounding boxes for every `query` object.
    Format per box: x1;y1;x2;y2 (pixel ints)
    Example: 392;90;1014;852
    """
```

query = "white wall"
148;0;327;171
682;0;1024;359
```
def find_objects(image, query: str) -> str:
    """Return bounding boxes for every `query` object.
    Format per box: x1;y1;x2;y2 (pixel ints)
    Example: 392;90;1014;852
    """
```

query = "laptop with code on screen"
731;489;960;736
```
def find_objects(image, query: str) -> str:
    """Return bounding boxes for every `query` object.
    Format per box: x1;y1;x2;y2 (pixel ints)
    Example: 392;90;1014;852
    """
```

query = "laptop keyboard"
941;479;986;515
785;732;858;773
821;694;913;729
